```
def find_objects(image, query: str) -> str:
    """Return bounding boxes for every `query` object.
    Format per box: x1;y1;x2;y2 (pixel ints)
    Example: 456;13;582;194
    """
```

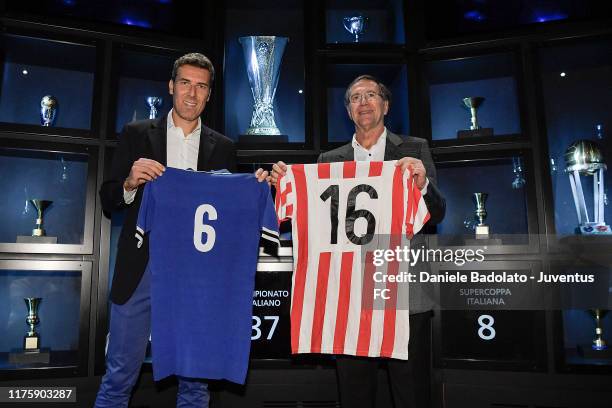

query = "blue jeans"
95;267;209;408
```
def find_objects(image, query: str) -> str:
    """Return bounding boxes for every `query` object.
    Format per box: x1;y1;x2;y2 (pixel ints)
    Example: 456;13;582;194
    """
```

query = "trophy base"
239;134;288;143
457;128;494;139
465;237;503;246
17;236;58;244
8;348;50;364
576;225;612;235
577;345;612;359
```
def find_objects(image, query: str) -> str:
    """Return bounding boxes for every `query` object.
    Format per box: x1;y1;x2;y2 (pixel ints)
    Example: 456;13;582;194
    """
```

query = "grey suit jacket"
317;131;445;313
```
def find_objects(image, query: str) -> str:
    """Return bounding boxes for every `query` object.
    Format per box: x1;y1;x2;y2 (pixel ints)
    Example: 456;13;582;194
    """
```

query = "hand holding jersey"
269;157;429;190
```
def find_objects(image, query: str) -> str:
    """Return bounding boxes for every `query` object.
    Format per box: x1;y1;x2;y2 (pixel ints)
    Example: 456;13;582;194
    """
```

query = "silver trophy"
343;15;367;43
40;95;58;126
589;309;608;351
512;157;526;189
145;96;163;119
239;36;288;137
458;97;493;138
24;297;42;350
564;140;611;234
472;192;490;237
464;192;502;245
596;124;604;140
465;97;484;130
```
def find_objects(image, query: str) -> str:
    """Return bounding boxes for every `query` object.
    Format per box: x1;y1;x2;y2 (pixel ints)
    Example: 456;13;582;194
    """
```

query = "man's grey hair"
344;74;392;107
171;53;215;83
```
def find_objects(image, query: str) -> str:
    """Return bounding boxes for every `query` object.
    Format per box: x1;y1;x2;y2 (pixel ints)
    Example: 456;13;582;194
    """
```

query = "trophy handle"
342;18;351;33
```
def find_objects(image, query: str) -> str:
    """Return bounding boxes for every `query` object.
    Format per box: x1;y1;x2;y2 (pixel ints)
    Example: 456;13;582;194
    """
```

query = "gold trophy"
16;199;58;244
8;297;50;364
24;297;42;350
457;97;494;138
31;199;52;237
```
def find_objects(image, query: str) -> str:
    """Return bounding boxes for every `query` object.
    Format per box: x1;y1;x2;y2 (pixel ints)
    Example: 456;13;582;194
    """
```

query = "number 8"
477;314;496;340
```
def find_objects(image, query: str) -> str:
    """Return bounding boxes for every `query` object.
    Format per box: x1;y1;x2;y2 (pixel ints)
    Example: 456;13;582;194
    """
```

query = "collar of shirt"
166;109;201;170
167;109;202;136
352;127;387;162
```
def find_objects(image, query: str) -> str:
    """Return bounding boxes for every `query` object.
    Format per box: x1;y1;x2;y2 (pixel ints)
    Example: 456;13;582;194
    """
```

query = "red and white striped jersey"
275;161;430;360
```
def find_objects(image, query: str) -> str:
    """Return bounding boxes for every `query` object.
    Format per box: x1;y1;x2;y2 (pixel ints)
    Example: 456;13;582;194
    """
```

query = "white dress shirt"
351;127;428;195
123;110;202;204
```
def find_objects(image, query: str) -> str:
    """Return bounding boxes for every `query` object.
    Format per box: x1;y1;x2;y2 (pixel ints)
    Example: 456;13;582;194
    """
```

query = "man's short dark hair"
344;74;392;107
171;53;215;83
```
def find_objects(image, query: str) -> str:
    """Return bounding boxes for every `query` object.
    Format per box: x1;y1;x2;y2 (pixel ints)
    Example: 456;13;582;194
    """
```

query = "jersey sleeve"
260;182;281;246
274;166;295;224
404;170;431;239
135;182;155;249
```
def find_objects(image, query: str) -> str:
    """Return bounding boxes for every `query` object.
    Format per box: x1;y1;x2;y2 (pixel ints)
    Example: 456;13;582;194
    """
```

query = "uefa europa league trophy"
457;97;493;138
343;15;367;43
238;36;289;143
145;96;163;119
40;95;59;127
16;199;58;244
564;140;611;235
8;297;50;364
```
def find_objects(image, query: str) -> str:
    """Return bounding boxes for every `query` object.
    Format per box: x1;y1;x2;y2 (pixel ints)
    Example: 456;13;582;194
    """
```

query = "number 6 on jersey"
194;204;217;252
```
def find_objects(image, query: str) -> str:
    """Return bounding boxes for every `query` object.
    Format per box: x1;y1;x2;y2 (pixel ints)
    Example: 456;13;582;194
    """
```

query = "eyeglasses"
348;91;382;104
175;79;210;93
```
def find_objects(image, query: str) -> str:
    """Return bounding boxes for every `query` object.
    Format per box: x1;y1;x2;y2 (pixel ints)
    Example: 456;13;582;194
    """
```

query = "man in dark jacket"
266;75;445;408
95;53;236;408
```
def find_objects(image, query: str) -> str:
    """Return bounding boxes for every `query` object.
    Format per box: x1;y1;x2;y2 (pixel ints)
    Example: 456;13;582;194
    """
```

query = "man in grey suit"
263;75;445;408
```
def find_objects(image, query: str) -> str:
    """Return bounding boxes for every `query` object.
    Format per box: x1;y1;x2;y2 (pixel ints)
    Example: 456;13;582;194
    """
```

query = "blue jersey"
136;167;279;384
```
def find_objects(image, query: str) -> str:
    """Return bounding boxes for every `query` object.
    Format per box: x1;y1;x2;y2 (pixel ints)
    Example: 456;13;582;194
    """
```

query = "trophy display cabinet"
0;0;611;407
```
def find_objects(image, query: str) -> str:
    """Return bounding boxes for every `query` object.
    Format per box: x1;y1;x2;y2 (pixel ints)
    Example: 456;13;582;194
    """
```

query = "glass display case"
0;260;91;377
538;38;611;239
325;0;406;45
425;52;522;143
433;261;546;371
325;63;409;146
0;31;97;133
224;0;306;146
433;153;538;252
113;47;182;135
551;260;612;371
250;260;293;361
0;140;97;254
